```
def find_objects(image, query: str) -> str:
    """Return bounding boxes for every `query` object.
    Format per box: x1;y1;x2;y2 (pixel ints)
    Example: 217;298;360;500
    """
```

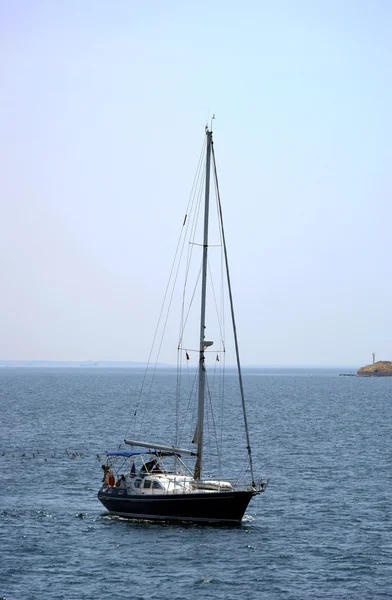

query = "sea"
0;367;391;600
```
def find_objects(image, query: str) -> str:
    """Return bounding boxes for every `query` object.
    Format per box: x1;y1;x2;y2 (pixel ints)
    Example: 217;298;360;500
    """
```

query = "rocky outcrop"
357;361;392;377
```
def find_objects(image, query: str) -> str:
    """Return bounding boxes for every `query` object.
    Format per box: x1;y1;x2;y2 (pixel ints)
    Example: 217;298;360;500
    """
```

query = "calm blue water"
0;367;391;600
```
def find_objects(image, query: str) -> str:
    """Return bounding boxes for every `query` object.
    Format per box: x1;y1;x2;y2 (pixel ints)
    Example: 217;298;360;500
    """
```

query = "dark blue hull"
97;487;256;524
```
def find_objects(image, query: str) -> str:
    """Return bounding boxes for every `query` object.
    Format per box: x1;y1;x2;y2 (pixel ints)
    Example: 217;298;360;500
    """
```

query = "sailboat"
98;125;268;524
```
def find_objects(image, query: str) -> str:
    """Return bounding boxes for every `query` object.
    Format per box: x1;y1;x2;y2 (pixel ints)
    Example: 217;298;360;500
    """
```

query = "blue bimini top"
106;450;154;458
106;449;178;458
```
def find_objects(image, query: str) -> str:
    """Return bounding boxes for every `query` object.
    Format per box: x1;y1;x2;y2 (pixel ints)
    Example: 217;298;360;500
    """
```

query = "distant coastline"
0;360;358;369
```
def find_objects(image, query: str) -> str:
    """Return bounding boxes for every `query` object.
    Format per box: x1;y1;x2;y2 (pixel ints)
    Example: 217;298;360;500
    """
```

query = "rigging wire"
204;370;223;478
123;137;207;443
178;264;202;344
177;365;198;446
207;259;225;353
175;151;206;448
211;141;257;487
219;350;226;459
212;169;227;460
151;147;206;378
178;170;206;347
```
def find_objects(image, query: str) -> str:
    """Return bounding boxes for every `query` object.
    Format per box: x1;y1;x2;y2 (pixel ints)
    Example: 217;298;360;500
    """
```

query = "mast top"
206;114;215;134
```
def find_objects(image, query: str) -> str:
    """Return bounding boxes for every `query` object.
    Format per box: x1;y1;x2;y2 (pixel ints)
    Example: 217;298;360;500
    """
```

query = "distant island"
357;361;392;377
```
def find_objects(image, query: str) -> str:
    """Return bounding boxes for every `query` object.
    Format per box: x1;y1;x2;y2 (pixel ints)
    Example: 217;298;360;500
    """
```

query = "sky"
0;0;391;366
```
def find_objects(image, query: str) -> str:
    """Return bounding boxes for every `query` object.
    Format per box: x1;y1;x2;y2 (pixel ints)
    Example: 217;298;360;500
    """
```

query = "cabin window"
143;480;151;489
134;479;141;488
152;481;163;489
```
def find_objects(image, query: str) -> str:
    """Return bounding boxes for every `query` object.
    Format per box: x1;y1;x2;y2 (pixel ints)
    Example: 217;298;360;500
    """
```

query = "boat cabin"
101;448;234;496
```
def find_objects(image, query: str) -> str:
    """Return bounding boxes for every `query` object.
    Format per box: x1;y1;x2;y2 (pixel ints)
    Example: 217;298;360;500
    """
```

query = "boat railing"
101;477;267;495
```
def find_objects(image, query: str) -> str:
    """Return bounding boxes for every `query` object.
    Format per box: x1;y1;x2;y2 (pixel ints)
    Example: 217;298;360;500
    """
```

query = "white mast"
194;127;212;481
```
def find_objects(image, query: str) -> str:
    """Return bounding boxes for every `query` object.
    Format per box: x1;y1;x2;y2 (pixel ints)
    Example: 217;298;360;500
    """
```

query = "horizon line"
0;359;360;369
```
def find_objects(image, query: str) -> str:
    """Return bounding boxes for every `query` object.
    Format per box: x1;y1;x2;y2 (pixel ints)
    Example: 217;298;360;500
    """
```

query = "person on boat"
141;459;160;473
102;464;109;482
115;474;126;488
102;465;115;486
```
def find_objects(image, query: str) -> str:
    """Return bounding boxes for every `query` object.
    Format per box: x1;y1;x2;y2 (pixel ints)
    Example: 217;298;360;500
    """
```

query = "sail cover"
124;438;196;456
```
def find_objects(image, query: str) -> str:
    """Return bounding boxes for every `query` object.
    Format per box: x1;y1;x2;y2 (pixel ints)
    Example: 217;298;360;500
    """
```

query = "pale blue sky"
0;0;391;365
